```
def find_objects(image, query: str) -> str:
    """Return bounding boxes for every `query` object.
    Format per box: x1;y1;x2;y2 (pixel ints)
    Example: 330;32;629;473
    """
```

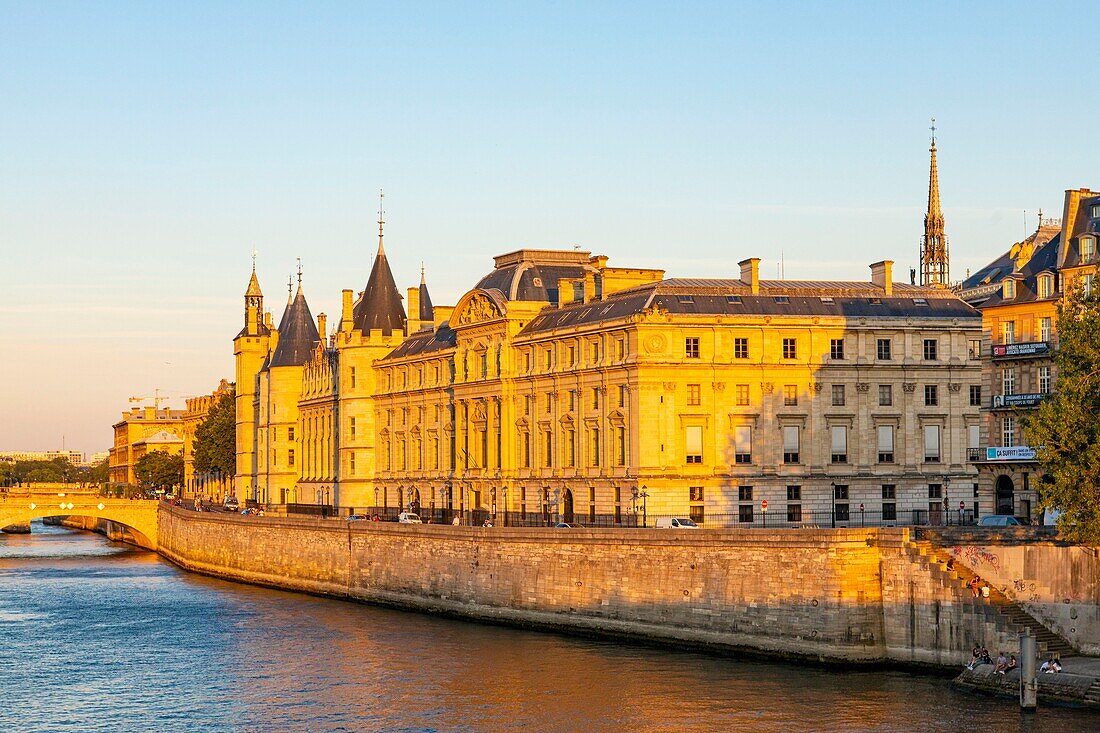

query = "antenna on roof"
377;189;386;256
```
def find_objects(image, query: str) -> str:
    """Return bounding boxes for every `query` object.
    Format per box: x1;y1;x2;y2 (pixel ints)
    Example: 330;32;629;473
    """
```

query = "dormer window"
1081;237;1096;264
1091;204;1100;219
1038;274;1054;299
1003;279;1016;299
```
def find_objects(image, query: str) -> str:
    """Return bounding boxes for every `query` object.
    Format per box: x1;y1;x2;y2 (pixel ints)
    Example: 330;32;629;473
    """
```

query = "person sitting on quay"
1040;656;1062;674
994;652;1008;675
1006;655;1017;673
966;645;982;670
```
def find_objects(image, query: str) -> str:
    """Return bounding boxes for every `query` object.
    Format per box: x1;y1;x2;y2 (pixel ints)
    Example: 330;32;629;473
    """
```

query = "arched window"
1003;279;1016;299
1037;274;1053;299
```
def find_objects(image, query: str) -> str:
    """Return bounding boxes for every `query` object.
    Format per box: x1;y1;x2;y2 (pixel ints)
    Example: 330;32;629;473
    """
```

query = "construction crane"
128;389;172;410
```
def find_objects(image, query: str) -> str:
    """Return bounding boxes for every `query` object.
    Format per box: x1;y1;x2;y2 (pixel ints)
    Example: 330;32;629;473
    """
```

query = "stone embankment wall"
935;537;1100;656
158;506;1072;668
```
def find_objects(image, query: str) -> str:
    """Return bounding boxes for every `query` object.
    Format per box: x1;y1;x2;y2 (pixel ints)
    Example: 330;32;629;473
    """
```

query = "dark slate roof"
353;251;406;335
270;287;321;367
235;320;270;339
383;322;457;360
418;280;434;321
473;251;594;303
519;279;977;336
979;235;1062;308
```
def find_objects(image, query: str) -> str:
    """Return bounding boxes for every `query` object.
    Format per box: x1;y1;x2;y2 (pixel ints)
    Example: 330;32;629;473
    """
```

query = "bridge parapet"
0;494;159;550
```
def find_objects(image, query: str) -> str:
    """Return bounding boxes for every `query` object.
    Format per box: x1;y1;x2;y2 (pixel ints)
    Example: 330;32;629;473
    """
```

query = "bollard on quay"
1019;628;1037;711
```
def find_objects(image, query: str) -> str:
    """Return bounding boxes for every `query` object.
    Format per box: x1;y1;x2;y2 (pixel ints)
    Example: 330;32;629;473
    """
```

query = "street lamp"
636;485;649;528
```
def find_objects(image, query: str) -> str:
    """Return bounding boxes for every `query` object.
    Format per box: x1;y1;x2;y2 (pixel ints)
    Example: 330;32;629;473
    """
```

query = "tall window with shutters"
923;425;941;463
734;425;752;464
782;426;799;464
830;426;847;463
685;426;703;464
877;425;894;463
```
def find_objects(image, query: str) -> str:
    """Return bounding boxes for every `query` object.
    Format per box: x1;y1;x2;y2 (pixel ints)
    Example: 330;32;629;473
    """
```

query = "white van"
655;517;699;529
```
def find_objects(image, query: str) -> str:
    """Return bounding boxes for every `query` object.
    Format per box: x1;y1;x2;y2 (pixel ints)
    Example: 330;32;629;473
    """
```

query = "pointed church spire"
920;118;950;288
418;264;434;322
240;254;268;337
270;279;320;367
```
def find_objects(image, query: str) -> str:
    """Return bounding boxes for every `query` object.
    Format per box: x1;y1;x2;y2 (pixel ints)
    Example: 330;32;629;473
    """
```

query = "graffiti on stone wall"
952;545;1001;571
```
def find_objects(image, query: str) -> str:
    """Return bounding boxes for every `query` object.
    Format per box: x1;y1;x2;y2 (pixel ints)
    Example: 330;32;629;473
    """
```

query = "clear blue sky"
1;2;1095;456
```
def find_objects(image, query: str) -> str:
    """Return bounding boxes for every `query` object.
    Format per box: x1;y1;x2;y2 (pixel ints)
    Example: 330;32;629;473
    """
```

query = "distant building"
108;407;185;485
960;187;1100;519
181;379;235;500
0;450;85;465
85;451;110;466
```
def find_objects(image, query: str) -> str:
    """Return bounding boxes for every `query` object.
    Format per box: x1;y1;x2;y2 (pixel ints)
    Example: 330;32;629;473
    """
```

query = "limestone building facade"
108;406;185;485
235;228;984;524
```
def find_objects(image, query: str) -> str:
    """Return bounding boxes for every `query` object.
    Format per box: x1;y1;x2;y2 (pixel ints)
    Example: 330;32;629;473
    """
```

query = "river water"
0;523;1094;733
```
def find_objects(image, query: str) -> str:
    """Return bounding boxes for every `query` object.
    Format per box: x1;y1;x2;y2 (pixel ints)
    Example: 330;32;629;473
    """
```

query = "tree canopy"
1024;286;1100;544
134;451;184;490
0;457;102;487
193;390;236;477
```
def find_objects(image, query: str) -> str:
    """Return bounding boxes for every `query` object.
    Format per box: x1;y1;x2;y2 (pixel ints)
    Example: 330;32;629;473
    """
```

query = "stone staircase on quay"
903;538;1076;659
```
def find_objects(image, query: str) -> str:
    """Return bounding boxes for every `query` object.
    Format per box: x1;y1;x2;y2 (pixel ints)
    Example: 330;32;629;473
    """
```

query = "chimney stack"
340;289;354;332
407;287;421;332
870;260;893;295
317;313;327;338
558;278;575;307
739;258;760;295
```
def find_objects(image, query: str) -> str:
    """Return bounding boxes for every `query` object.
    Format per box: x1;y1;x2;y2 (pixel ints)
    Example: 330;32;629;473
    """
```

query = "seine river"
0;523;1094;733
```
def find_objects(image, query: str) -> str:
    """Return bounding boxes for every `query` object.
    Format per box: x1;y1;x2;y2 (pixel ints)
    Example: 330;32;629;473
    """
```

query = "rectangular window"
783;384;798;406
968;339;982;359
877;338;892;360
689;505;704;523
735;384;750;406
783;425;800;464
685;426;703;464
923;339;938;360
616;427;626;466
617;339;625;360
349;451;356;475
618;385;626;408
568;345;576;366
568;391;577;412
969;385;982;407
1002;321;1016;344
1002;368;1016;396
685;337;700;359
288;449;295;467
928;483;942;499
738;485;753;501
831;384;845;406
734;425;752;464
591;388;599;410
546;392;553;413
522;433;531;468
565;429;575;467
882;484;897;521
689;486;704;502
830;425;847;463
590;428;600;466
1040;317;1052;343
881;484;896;500
877;425;894;463
288;427;295;441
1084;273;1095;297
545;348;553;370
924;424;941;462
1003;416;1016;446
350;367;356;388
878;384;892;406
349;417;356;439
525;395;533;416
1039;366;1051;394
738;504;754;523
524;352;532;373
787;503;802;522
924;384;938;406
687;384;701;406
543;430;553;467
834;484;849;521
830;338;845;360
782;338;797;359
733;338;749;359
786;485;801;501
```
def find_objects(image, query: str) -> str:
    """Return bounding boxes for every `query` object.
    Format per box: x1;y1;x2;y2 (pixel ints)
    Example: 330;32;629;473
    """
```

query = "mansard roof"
518;278;977;336
353;250;406;335
473;249;596;303
978;236;1063;308
383;322;457;360
270;287;320;368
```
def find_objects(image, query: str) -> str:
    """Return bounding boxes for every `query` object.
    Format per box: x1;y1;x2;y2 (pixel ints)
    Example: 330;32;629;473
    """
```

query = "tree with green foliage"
193;390;236;479
1024;286;1100;544
134;451;184;491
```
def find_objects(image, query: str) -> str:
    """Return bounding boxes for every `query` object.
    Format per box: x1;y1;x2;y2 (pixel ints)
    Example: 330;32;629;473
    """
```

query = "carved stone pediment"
454;291;503;326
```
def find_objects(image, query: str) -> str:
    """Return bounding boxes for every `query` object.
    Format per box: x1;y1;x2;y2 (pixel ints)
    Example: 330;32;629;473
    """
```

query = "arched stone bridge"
0;491;159;550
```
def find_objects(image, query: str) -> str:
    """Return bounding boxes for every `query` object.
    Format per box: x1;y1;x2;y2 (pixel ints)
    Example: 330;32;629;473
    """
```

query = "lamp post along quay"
1020;628;1037;711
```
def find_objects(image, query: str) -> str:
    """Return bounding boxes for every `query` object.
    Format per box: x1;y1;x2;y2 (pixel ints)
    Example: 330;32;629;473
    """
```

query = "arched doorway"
562;488;574;524
995;474;1014;515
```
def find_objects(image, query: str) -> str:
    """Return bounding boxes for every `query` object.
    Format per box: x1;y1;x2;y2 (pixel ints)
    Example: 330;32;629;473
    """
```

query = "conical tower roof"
418;266;434;321
353;217;406;335
245;268;263;297
270;286;320;367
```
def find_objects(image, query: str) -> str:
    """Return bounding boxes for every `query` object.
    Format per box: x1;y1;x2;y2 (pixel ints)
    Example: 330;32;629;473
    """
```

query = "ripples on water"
0;523;1094;732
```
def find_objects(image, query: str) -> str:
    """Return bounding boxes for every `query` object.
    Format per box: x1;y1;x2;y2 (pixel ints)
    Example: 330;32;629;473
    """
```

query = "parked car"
398;512;422;524
346;514;367;521
978;515;1031;527
223;496;240;512
654;517;699;529
554;522;578;528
